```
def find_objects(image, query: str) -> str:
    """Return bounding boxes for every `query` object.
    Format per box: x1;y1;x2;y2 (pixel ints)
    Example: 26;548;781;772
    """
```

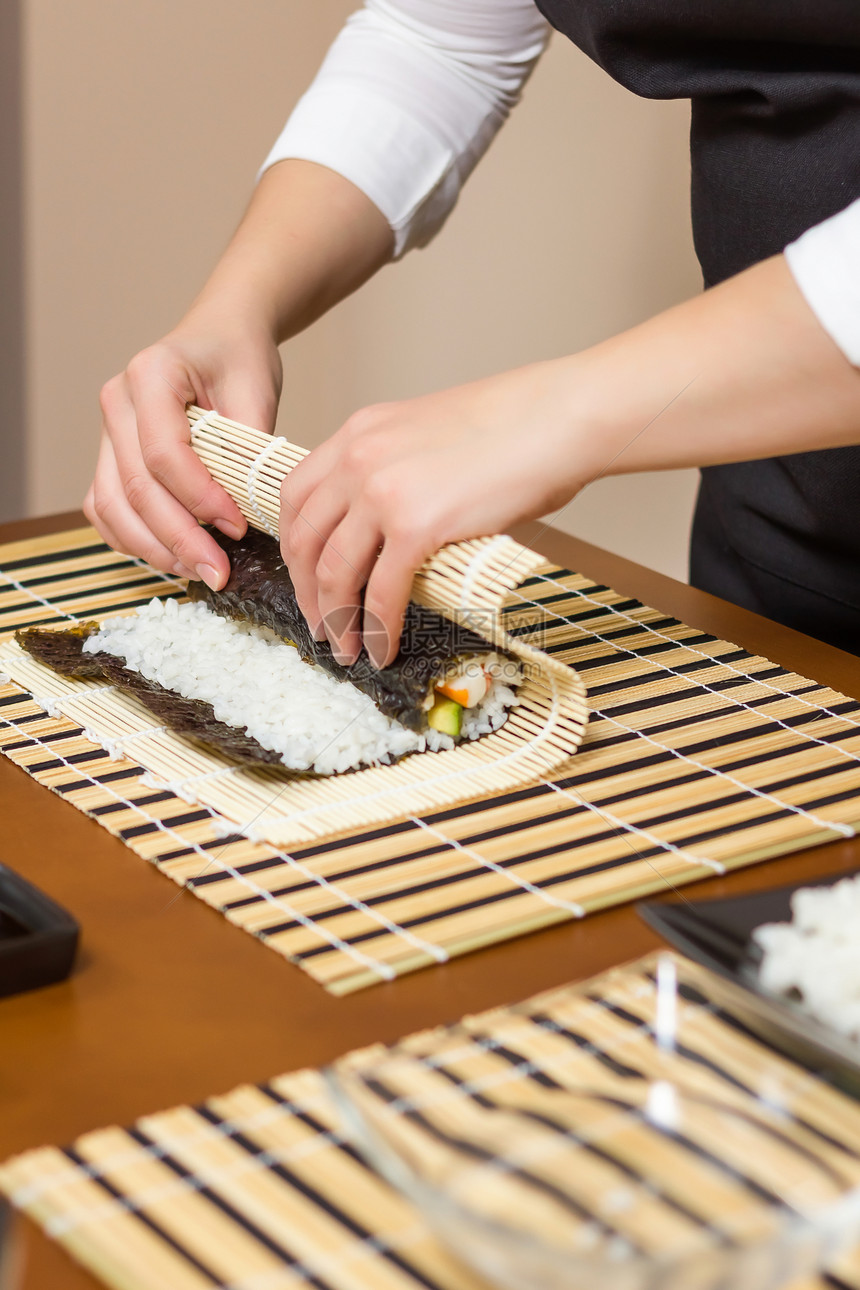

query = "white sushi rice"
754;875;860;1040
82;598;520;776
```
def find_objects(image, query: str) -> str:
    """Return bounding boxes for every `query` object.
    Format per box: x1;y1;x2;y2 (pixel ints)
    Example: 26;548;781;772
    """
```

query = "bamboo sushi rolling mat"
4;952;860;1290
2;522;860;996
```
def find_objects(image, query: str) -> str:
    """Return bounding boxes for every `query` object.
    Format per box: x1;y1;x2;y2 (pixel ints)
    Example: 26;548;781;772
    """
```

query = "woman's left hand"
280;360;584;668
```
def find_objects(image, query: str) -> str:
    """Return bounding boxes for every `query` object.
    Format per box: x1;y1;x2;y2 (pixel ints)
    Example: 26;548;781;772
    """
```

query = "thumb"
215;366;282;439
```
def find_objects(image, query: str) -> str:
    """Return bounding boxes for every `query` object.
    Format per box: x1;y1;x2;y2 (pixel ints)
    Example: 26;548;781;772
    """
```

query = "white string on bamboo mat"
516;583;860;833
532;571;860;743
96;724;168;756
458;534;511;611
141;764;241;798
202;709;449;965
50;685;116;709
4;682;443;971
0;553;186;640
41;1016;731;1270
187;408;220;437
0;570;81;624
244;840;449;966
124;552;190;596
13;1084;336;1211
246;436;288;539
514;580;860;838
538;777;726;875
588;704;854;841
13;1011;626;1212
408;814;585;917
215;1226;431;1290
23;989;666;1233
0;706;394;983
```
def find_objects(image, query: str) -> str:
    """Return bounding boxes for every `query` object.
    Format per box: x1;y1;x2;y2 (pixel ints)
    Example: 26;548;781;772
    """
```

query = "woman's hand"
86;317;282;588
84;159;393;590
281;255;860;670
280;360;585;669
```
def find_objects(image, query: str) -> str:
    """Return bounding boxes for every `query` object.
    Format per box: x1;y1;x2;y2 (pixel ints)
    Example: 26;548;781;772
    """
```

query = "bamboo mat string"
209;1229;432;1290
0;568;82;623
246;437;290;540
107;724;168;749
536;778;726;874
187;409;220;437
531;573;860;742
458;535;512;611
407;815;586;916
0;704;397;983
124;554;189;597
588;703;855;840
10;1085;338;1215
141;764;240;797
219;842;450;966
51;684;117;709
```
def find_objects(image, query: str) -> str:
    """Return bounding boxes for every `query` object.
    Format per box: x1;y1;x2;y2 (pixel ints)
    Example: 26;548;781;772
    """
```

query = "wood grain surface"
3;512;860;1290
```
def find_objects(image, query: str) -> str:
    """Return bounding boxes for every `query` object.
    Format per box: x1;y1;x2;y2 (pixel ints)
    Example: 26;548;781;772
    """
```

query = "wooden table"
3;510;860;1290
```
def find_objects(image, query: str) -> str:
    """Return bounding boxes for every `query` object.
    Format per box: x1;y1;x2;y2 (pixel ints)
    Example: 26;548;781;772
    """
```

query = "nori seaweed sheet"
14;527;514;774
187;526;508;732
15;624;283;768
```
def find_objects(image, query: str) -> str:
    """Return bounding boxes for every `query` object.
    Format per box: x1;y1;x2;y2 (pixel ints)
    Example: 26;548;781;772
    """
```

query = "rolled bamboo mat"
1;525;860;994
0;408;589;847
3;954;860;1290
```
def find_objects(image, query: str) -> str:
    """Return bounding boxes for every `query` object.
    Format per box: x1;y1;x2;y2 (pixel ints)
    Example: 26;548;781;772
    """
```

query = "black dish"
638;872;860;1098
0;864;79;999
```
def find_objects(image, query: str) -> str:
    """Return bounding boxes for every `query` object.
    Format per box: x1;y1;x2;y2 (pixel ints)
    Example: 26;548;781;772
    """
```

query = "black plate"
638;872;860;1097
0;863;79;999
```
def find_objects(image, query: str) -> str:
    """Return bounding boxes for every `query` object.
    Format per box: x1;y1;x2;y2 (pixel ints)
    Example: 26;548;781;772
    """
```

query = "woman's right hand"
85;315;283;590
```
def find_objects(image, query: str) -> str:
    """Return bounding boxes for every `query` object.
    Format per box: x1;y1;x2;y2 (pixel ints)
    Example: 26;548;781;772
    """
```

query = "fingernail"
195;563;222;591
215;518;245;541
172;561;196;579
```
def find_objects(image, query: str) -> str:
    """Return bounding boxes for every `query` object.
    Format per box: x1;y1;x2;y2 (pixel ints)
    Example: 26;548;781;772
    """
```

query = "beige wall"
18;1;702;579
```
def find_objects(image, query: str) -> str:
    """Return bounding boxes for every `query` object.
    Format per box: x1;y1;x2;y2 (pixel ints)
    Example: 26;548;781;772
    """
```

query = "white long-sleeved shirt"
261;0;860;366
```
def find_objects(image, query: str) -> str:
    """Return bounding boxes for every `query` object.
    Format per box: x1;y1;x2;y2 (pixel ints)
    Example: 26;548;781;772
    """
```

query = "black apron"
534;0;860;653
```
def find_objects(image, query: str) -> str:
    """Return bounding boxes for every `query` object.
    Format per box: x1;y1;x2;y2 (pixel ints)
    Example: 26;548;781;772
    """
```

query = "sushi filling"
82;599;521;775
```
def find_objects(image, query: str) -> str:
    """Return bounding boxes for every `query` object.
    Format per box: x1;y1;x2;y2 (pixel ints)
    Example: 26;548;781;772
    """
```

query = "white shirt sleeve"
785;198;860;367
260;0;550;257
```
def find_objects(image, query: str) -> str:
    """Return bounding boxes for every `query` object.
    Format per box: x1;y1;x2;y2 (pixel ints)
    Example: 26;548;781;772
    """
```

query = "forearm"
180;159;394;345
567;255;860;488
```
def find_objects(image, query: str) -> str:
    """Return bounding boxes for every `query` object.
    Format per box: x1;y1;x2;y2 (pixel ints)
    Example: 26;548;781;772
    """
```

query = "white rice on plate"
753;875;860;1040
83;598;521;776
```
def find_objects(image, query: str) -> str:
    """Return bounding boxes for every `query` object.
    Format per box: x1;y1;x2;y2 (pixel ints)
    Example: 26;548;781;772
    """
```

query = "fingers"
98;378;233;586
363;538;425;669
216;376;280;440
315;511;384;665
124;354;246;541
282;485;348;639
85;435;196;577
279;434;342;558
280;410;429;669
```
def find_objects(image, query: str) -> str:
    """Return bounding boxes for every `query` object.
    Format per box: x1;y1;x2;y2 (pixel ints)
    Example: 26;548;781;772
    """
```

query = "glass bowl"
326;964;860;1290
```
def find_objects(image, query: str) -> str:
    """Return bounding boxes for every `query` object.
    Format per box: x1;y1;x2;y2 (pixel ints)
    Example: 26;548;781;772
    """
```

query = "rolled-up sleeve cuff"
785;198;860;367
260;85;457;258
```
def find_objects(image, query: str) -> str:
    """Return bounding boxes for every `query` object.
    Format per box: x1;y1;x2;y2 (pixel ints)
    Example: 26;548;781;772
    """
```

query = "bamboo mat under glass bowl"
3;954;860;1290
2;527;860;995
